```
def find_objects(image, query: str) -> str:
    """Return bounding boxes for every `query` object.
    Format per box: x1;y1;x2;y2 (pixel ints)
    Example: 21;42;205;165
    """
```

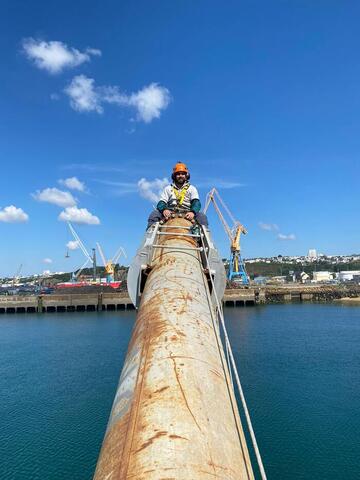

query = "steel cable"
199;230;267;480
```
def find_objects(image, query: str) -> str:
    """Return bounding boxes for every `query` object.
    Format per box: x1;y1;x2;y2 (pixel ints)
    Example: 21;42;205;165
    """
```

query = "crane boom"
96;242;107;267
12;263;23;286
112;246;127;264
67;222;93;263
212;196;233;243
74;258;91;280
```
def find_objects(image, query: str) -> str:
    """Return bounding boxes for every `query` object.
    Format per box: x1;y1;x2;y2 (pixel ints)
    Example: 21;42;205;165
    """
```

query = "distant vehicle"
39;287;55;294
4;287;19;295
18;286;37;294
55;281;122;289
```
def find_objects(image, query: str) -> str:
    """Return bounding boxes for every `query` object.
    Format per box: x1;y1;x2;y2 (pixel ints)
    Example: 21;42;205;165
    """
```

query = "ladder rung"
159;225;192;229
152;244;204;252
157;232;201;238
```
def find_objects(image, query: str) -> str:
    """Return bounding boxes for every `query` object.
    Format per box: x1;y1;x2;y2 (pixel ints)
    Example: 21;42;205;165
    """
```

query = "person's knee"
147;210;162;228
148;210;161;221
195;212;208;226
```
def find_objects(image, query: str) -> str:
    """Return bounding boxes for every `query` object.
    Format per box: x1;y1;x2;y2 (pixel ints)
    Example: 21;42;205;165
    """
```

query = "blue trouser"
147;210;208;229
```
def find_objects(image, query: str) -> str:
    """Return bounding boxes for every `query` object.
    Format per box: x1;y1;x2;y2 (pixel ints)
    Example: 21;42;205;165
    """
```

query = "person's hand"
185;211;195;221
163;209;172;220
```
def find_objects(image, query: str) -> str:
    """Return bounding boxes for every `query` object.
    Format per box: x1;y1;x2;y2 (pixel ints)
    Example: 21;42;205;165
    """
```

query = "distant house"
299;272;310;283
268;276;287;284
312;271;333;283
253;276;267;285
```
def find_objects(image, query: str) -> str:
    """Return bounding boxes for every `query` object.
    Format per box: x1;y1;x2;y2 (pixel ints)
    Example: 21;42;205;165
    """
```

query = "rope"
199;231;267;480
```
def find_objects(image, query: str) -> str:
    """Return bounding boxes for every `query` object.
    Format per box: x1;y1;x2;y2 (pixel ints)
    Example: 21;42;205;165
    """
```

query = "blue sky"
1;0;360;276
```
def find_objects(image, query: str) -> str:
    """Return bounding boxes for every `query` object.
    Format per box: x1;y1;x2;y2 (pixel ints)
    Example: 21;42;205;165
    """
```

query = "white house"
312;271;333;282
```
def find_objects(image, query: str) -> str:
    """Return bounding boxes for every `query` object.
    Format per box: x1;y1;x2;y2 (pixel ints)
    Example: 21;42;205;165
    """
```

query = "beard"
175;176;186;187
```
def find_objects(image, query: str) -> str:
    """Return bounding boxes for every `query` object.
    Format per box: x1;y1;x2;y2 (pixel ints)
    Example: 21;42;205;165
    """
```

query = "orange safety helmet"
172;162;190;180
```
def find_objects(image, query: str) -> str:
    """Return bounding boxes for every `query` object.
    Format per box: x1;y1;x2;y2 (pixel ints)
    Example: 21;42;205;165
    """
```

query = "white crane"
12;264;23;286
67;222;96;282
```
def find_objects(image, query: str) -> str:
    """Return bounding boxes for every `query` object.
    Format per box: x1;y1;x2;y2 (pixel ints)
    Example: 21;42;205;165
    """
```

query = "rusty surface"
93;218;254;480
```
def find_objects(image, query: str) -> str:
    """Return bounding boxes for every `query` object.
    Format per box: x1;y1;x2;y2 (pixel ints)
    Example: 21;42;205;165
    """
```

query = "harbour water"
1;304;359;479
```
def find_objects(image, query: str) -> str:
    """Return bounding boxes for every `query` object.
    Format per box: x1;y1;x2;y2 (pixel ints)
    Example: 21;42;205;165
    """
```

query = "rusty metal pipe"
93;218;254;479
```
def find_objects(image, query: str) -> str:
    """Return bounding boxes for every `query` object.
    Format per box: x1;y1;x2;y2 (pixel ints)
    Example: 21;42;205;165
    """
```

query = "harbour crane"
96;242;127;283
67;222;97;281
204;188;249;285
12;264;23;286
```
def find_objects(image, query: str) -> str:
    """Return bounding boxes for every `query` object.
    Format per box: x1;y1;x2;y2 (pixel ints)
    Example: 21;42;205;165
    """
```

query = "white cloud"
58;206;100;225
59;176;86;192
32;187;77;207
85;48;101;57
65;76;170;122
66;240;79;250
22;38;101;74
43;258;53;264
277;233;296;241
197;179;245;189
95;177;169;199
96;180;139;196
100;85;128;105
0;205;29;223
127;83;171;123
64;75;102;113
259;222;279;231
137;177;168;203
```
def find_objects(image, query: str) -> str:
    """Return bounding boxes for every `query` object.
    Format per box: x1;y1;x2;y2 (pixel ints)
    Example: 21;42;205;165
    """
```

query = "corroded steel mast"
93;218;254;479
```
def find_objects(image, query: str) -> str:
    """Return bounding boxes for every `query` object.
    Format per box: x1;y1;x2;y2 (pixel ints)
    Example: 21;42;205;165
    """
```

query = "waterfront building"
338;271;360;282
312;271;333;283
307;249;317;259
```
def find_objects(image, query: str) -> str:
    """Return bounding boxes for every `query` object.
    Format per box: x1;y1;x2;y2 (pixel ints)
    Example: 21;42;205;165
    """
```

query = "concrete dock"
0;292;135;314
0;284;359;314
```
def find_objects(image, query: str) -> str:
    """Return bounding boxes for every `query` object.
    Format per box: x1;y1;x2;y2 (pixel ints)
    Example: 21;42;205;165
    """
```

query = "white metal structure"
67;222;94;280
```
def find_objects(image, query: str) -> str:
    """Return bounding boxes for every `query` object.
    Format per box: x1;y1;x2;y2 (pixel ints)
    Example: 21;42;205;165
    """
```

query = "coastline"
333;296;360;304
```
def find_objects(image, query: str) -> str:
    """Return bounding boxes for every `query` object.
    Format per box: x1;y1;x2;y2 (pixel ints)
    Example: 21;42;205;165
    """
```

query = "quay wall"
0;293;135;314
0;285;360;314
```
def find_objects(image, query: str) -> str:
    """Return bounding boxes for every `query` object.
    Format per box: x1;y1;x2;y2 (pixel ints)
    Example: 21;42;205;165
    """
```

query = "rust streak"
170;354;202;432
161;354;216;369
169;434;188;440
197;470;220;478
153;386;170;394
134;431;167;454
209;368;225;379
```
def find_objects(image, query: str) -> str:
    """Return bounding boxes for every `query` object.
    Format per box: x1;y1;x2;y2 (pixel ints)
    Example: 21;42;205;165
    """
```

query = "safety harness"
172;183;190;206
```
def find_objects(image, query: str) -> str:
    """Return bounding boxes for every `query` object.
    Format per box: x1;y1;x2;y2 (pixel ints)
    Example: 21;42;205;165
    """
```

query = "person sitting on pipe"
147;163;208;229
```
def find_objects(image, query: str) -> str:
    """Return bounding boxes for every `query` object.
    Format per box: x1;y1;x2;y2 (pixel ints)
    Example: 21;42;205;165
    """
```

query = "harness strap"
172;184;190;206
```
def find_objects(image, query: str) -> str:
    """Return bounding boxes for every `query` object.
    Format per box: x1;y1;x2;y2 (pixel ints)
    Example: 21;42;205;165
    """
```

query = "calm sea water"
0;304;359;479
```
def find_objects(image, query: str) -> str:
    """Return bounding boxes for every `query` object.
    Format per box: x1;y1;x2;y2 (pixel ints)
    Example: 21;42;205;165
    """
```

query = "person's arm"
185;186;200;220
157;186;172;219
190;198;201;213
156;200;167;212
189;186;201;212
157;186;170;212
